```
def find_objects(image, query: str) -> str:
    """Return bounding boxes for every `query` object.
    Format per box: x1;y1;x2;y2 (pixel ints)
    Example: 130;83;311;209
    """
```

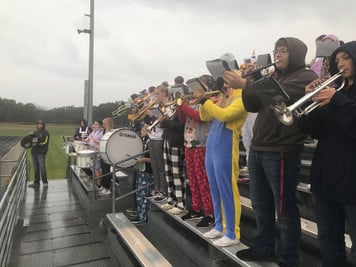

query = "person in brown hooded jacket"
224;37;317;266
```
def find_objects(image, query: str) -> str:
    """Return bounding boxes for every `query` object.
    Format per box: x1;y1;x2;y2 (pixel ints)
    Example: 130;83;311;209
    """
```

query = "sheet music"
315;40;339;58
206;59;230;80
186;78;205;93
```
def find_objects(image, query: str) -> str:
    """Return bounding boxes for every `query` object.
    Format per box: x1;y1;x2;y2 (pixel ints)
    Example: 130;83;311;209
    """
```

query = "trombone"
146;90;222;132
274;70;345;125
112;102;132;117
128;99;159;122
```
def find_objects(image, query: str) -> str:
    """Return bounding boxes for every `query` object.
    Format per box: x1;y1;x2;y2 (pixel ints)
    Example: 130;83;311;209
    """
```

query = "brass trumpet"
274;70;345;125
175;90;221;106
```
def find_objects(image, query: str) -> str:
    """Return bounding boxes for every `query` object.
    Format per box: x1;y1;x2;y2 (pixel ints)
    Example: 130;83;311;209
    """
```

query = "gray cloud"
1;0;355;108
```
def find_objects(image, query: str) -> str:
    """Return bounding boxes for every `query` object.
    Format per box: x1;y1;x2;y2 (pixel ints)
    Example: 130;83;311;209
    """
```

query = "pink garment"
311;34;340;77
87;129;103;150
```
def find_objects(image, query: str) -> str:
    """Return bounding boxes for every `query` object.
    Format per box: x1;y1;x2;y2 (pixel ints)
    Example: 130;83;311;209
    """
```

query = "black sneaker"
146;191;158;199
181;210;203;220
129;215;140;223
28;183;40;188
236;248;276;262
154;193;167;202
196;216;214;227
126;208;137;213
129;211;139;218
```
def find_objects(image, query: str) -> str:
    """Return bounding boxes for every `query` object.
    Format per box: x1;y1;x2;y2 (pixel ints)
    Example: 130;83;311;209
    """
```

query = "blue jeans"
315;195;356;267
248;149;301;266
31;153;48;184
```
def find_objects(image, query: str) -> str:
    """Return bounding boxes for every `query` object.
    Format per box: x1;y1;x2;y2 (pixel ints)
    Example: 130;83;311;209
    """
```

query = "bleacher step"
107;212;172;267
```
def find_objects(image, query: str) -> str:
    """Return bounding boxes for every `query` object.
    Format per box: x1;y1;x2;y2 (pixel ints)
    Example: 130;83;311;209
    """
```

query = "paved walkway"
10;179;118;267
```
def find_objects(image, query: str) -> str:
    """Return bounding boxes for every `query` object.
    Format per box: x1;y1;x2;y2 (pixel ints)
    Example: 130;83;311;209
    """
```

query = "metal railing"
0;152;28;267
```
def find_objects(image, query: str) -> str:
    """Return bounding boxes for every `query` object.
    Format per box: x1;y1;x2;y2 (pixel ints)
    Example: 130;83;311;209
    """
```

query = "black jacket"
299;41;356;203
243;37;318;153
160;115;185;148
31;123;50;155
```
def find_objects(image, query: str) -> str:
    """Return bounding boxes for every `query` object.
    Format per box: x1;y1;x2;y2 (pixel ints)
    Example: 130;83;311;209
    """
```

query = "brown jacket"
242;37;318;153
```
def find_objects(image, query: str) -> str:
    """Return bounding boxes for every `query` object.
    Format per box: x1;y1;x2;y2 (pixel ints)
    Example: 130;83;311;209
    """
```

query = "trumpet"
242;60;279;79
112;102;132;117
274;70;345;125
175;90;222;106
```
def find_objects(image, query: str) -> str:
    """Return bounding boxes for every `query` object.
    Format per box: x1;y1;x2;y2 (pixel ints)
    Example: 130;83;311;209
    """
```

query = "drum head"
100;128;143;168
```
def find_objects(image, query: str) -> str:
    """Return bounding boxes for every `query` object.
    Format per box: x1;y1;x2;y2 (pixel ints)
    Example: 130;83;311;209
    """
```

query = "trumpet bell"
274;103;294;126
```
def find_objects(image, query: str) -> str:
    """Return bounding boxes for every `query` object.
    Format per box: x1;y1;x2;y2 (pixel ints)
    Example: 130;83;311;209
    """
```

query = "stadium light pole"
77;0;94;125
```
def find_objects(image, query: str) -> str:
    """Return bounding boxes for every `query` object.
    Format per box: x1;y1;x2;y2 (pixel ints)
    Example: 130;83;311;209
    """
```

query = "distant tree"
0;97;130;126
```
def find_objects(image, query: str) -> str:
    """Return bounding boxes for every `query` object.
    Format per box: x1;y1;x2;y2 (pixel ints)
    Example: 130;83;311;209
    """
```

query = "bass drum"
99;128;143;168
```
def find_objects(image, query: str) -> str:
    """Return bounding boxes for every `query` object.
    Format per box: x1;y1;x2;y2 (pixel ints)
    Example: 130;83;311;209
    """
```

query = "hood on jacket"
329;41;356;86
275;37;307;75
36;120;46;130
322;34;340;45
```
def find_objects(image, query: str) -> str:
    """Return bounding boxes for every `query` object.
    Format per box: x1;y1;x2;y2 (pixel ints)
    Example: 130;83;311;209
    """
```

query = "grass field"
0;122;76;180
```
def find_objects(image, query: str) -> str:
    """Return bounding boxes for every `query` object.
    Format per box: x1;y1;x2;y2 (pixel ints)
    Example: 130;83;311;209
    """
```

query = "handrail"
111;151;148;214
0;151;28;267
115;182;155;202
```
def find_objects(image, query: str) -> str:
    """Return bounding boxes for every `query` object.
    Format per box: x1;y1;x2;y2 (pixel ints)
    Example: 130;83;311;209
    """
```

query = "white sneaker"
161;203;174;210
98;188;111;195
95;185;104;191
168;207;185;215
213;236;240;247
203;228;224;239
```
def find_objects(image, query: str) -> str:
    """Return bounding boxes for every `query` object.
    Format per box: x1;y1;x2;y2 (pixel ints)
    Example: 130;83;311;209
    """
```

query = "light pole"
77;0;94;125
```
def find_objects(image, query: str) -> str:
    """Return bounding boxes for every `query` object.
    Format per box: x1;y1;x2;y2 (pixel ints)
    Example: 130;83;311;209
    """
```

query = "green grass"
0;122;76;180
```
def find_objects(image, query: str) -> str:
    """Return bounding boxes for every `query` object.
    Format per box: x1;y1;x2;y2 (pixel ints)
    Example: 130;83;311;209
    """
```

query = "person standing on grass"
28;120;50;188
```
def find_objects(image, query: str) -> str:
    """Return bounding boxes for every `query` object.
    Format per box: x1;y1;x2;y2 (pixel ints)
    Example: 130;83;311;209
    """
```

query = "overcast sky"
1;0;355;109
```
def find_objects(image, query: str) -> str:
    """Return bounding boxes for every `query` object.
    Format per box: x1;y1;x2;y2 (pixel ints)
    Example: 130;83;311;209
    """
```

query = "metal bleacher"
6;137;353;267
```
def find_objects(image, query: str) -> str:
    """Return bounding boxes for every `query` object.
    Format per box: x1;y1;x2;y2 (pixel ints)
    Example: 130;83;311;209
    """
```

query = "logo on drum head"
119;132;137;139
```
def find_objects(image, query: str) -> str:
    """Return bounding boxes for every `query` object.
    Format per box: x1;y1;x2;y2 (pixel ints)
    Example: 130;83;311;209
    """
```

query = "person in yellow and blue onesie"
199;84;247;247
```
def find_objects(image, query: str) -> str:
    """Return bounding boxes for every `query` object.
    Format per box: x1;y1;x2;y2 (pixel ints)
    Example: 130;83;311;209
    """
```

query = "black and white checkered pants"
163;139;186;209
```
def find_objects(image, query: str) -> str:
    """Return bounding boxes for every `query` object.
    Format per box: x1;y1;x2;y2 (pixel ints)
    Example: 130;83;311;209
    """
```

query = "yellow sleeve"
40;135;49;146
199;97;246;123
199;101;214;121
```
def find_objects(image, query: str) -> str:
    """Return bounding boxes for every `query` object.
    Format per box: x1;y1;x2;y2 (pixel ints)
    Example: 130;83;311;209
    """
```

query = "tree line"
0;97;130;127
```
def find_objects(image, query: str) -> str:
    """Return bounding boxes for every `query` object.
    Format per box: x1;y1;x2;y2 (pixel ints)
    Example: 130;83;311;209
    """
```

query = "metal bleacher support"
69;165;113;213
0;151;27;267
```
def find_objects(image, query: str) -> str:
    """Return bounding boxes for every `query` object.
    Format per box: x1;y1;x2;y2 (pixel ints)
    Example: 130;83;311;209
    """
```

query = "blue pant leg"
273;153;301;266
205;145;222;232
38;154;48;183
136;172;153;224
212;135;236;239
248;149;276;253
31;154;40;183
